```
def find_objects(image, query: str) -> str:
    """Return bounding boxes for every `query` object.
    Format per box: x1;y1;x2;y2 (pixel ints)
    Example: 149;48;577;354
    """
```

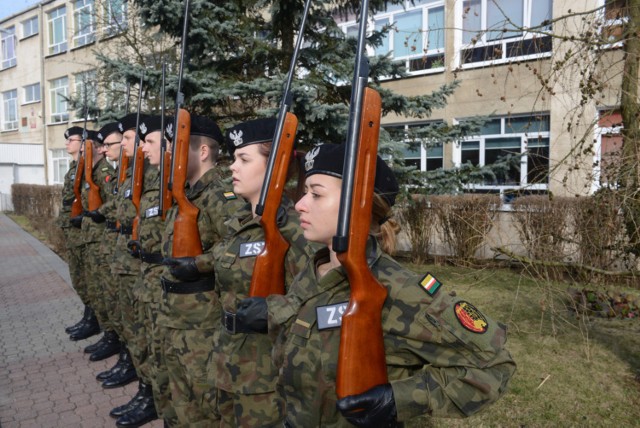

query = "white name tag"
84;183;90;189
239;241;265;258
316;302;349;330
71;174;75;180
124;189;132;199
145;206;159;218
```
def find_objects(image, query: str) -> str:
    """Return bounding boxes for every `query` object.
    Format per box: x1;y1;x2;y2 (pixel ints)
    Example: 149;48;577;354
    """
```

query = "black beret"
86;130;100;143
64;126;84;139
191;115;223;144
118;113;140;133
225;118;276;154
96;122;121;144
304;143;400;207
138;115;173;141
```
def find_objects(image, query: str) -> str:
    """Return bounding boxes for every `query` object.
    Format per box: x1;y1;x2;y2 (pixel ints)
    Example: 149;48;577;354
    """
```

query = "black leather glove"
162;257;201;282
235;297;268;334
70;215;83;228
336;384;397;428
86;210;106;223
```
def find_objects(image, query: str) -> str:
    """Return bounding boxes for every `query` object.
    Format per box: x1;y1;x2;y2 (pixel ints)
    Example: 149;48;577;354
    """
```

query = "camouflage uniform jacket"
80;157;115;244
157;168;243;330
56;159;78;229
111;164;151;276
97;165;121;257
210;197;311;394
137;167;164;303
267;239;516;426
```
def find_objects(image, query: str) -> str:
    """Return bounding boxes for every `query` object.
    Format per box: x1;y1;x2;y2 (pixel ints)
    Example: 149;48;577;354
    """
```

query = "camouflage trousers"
217;389;284;427
63;229;88;305
117;273;138;347
161;327;219;427
100;231;122;335
83;241;110;328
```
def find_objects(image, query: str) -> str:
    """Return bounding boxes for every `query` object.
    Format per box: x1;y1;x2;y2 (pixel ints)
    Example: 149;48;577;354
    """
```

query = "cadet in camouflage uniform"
59;126;97;337
158;116;243;427
107;114;156;421
77;131;116;343
114;115;171;428
237;143;516;427
210;118;311;427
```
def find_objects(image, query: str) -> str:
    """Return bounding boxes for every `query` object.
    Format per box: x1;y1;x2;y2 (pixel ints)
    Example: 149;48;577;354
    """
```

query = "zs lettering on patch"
239;241;265;258
316;302;349;330
124;189;132;199
145;206;159;218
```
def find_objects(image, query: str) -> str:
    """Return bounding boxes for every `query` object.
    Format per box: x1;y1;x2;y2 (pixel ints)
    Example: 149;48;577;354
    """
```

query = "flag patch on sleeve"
419;273;442;296
223;191;237;200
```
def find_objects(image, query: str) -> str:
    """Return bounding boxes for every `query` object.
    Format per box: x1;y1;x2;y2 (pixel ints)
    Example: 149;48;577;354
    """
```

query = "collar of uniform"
93;156;112;173
187;167;218;200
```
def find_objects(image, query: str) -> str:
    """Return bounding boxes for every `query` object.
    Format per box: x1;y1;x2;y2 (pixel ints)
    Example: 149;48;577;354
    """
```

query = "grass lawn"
403;263;640;427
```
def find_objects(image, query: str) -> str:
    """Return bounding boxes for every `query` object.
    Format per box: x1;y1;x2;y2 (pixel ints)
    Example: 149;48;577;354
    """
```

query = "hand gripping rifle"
81;84;103;211
129;72;146;249
116;82;131;190
334;0;388;399
169;0;201;258
159;62;173;220
248;0;312;297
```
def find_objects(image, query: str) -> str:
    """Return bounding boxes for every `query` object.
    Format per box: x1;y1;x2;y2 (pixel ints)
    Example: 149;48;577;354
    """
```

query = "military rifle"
159;62;173;220
248;0;312;297
334;0;388;399
129;72;145;249
116;81;131;190
81;83;103;211
169;0;202;258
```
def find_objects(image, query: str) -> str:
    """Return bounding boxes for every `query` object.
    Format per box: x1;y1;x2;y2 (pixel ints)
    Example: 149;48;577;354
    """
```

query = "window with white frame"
47;6;67;55
342;0;445;74
74;70;97;110
460;0;552;66
50;76;69;123
22;16;38;38
1;26;17;69
458;114;550;188
104;0;128;37
2;89;18;131
73;0;95;48
594;109;623;188
23;83;41;104
600;0;628;44
386;121;445;170
51;148;70;184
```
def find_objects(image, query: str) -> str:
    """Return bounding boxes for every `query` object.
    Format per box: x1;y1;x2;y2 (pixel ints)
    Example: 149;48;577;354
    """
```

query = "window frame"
73;0;96;48
103;0;128;38
51;148;70;184
386;120;446;171
49;76;69;124
23;83;41;104
1;26;17;70
457;0;553;68
47;6;68;55
21;16;39;39
455;114;551;193
593;109;623;190
2;89;19;131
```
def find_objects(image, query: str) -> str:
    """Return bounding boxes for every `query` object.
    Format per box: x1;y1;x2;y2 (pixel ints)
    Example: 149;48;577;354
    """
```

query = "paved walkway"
0;213;162;428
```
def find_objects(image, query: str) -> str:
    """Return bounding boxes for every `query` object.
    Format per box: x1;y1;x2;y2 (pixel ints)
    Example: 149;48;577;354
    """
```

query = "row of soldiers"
57;109;516;428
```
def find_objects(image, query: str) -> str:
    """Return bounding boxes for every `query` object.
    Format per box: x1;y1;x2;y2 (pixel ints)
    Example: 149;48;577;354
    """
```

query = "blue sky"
1;0;41;22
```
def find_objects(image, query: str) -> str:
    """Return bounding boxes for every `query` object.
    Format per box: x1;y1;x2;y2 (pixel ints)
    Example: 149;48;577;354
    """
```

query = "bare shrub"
570;190;626;275
397;194;434;264
430;194;500;265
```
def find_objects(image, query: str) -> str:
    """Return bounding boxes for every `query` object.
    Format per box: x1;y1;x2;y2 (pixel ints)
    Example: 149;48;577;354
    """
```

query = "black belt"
119;225;132;235
161;276;215;295
62;199;74;207
106;220;118;232
139;251;163;264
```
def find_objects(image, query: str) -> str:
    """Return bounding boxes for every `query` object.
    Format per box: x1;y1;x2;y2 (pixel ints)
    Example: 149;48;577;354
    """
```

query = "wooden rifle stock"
71;155;85;217
118;150;130;186
335;88;388;399
84;139;103;211
131;147;145;241
171;109;202;257
249;112;298;297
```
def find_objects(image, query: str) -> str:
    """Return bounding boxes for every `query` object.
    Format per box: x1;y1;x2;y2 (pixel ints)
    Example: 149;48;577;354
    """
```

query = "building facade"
0;0;127;208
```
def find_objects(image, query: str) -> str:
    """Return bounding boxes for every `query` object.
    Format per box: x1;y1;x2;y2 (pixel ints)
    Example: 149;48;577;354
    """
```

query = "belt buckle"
223;311;236;334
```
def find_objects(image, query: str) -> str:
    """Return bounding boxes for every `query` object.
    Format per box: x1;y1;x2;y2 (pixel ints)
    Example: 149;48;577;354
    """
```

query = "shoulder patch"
101;167;109;172
419;272;441;296
105;175;111;183
454;301;488;334
223;191;237;200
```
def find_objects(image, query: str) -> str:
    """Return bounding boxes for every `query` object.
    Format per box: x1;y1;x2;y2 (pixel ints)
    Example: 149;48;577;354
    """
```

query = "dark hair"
190;135;220;164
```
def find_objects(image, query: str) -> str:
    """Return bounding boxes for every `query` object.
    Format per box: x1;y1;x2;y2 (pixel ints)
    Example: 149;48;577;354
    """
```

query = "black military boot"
89;330;120;361
102;346;137;388
69;307;101;341
84;332;108;354
110;380;147;418
97;344;128;381
65;305;90;334
115;382;158;427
